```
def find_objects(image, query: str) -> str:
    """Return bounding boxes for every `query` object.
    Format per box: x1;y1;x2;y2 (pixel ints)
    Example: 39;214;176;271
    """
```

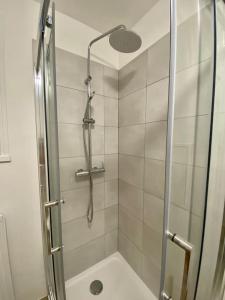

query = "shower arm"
86;24;126;81
84;24;126;120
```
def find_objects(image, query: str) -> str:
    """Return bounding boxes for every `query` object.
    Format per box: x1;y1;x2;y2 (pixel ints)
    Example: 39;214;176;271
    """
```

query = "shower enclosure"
34;0;225;299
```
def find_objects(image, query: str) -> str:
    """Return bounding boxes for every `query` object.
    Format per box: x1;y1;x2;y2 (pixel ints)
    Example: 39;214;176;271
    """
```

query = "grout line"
143;82;148;236
63;228;118;255
57;84;118;100
119;85;146;101
62;204;118;226
118;153;208;169
118;222;143;254
118;57;211;101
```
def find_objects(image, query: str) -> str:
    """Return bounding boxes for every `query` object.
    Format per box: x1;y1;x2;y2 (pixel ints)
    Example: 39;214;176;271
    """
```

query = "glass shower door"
34;1;66;299
45;4;66;300
160;0;216;299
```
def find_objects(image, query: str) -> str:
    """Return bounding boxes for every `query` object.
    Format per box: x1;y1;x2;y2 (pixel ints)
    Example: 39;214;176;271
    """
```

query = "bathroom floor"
65;252;156;300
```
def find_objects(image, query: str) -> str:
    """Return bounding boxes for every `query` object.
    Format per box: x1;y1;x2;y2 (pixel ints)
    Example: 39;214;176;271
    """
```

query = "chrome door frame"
159;0;178;298
34;1;66;299
159;1;217;299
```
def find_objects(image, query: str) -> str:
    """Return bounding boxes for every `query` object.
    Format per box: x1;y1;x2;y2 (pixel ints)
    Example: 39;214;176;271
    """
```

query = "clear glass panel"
164;1;215;299
196;1;225;299
34;45;56;298
44;5;66;300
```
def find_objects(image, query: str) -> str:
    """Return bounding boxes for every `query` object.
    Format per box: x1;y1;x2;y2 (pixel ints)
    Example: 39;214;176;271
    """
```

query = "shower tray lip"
65;252;157;300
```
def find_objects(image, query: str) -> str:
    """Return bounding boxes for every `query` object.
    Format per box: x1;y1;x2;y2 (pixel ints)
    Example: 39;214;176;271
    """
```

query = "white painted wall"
32;1;120;69
0;0;46;299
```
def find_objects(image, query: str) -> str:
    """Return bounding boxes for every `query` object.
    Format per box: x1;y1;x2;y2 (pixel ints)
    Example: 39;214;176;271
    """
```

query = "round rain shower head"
109;29;142;53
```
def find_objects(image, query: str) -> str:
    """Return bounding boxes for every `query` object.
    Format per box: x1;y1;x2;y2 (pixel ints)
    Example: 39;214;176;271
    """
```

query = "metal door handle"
162;232;193;300
44;199;65;208
44;199;64;255
51;245;64;255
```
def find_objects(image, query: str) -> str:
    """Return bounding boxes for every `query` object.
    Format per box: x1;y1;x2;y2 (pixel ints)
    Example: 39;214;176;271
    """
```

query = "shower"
33;1;224;300
75;25;142;225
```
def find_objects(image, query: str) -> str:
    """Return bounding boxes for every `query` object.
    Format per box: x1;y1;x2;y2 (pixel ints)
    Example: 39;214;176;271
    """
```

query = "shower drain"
90;280;103;295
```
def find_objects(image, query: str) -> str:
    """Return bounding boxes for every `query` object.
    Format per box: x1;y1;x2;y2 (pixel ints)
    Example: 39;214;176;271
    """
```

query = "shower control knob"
60;199;65;205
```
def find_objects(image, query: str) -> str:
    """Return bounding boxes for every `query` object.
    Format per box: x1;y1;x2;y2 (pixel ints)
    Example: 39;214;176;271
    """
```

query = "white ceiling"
48;0;159;32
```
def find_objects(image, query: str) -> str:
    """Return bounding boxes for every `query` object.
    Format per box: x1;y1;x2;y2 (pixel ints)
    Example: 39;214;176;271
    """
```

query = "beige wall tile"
173;115;210;167
105;127;118;154
104;97;118;127
144;193;164;233
119;206;143;250
91;61;104;95
58;124;103;157
105;179;118;207
105;230;118;256
175;60;211;118
119;180;143;221
170;204;189;238
191;166;207;217
144;158;165;199
119;88;146;126
105;205;118;233
142;255;161;297
119;154;144;188
58;124;84;158
62;210;105;251
118;230;143;276
171;163;191;210
92;126;105;155
142;224;162;268
56;48;86;91
103;66;118;99
145;121;167;160
57;87;85;124
176;7;212;72
147;34;169;85
61;183;105;222
119;51;147;98
119;125;145;157
91;95;105;126
104;154;118;180
146;78;168;122
63;236;105;280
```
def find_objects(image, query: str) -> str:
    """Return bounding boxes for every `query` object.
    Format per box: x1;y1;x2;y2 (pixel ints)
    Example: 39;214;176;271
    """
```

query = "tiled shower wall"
55;3;212;296
118;37;169;298
56;48;119;280
118;5;212;298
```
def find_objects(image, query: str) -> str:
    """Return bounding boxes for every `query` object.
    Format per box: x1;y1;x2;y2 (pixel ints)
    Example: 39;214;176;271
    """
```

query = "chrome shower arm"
86;24;126;79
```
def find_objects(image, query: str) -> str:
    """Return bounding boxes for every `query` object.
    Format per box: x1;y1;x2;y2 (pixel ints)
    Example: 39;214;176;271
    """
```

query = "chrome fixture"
44;199;65;208
162;292;172;300
34;1;66;299
90;280;103;295
109;29;142;53
76;166;105;178
160;0;178;299
50;245;64;255
166;231;193;300
36;0;50;72
79;25;142;226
